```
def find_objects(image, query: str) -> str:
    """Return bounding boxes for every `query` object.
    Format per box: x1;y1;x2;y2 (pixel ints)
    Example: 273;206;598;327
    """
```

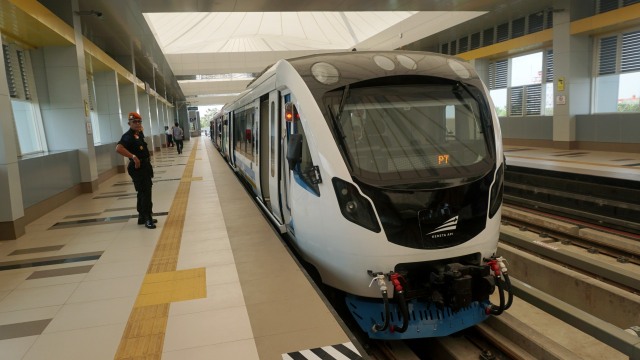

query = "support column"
38;0;99;192
471;58;490;88
0;36;26;239
138;92;155;155
149;96;161;151
176;104;189;140
118;83;138;172
552;2;592;149
159;101;167;147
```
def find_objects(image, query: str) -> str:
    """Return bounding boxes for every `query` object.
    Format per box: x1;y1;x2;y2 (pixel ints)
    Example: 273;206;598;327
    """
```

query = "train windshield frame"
322;77;495;188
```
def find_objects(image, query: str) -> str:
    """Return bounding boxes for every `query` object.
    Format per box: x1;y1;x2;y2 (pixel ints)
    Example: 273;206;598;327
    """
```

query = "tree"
200;107;219;129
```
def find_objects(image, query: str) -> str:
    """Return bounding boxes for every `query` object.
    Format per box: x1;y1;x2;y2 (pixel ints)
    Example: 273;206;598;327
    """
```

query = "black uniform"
118;129;154;223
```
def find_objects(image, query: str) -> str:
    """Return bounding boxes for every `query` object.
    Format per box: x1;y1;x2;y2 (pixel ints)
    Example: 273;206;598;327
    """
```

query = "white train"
212;51;512;340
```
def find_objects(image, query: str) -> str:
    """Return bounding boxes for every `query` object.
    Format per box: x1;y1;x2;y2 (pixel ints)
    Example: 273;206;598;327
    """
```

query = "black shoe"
145;220;157;229
138;217;158;225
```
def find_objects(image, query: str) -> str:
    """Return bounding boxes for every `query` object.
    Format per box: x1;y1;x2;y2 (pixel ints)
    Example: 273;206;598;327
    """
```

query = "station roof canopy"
37;0;557;107
144;11;483;54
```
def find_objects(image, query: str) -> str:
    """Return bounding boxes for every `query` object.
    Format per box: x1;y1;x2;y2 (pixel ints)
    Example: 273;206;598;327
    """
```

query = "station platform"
504;146;640;182
0;137;364;360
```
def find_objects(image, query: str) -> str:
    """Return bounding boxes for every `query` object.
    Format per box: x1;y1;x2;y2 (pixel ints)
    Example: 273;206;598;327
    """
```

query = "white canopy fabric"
143;11;486;105
145;12;417;53
144;11;485;53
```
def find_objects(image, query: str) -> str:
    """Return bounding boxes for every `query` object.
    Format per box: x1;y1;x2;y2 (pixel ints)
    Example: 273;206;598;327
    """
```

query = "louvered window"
87;74;96;111
545;50;554;82
3;44;47;154
458;36;468;53
441;43;449;55
17;50;31;100
497;23;509;42
510;87;524;116
3;45;17;98
525;84;542;115
598;36;617;75
494;60;508;89
598;0;619;13
482;28;494;46
594;28;640;113
545;10;553;29
450;40;457;55
528;12;544;33
620;30;640;72
512;17;525;38
470;32;480;50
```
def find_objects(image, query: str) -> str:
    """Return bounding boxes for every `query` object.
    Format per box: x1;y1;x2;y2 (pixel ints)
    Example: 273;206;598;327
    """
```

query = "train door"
228;112;236;167
259;95;270;206
266;90;283;223
222;113;229;160
280;93;293;233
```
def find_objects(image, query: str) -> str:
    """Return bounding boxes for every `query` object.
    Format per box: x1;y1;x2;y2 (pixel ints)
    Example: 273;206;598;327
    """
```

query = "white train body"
215;51;506;339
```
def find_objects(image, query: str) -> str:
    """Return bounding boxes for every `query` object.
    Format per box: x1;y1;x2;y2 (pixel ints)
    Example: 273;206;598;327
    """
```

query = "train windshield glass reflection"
324;82;493;184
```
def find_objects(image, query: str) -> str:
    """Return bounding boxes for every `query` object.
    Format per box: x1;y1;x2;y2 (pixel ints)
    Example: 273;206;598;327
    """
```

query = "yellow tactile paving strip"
114;142;207;360
135;268;206;307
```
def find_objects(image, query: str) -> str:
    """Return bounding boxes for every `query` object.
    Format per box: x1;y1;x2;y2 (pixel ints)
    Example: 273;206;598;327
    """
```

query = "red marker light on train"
285;102;300;122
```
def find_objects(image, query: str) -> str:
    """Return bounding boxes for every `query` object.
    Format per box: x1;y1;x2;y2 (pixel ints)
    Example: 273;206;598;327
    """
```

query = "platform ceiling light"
75;10;103;18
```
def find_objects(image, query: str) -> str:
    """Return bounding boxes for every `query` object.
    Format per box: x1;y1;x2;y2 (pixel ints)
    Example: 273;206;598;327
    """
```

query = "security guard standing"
116;112;157;229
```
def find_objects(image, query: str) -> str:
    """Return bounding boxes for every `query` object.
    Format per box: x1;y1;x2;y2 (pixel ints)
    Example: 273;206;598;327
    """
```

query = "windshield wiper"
327;105;353;170
453;80;496;158
453;81;491;124
336;84;350;123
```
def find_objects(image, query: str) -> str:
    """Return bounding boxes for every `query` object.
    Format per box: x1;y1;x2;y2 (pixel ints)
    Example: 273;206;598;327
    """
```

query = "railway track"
359;204;640;359
497;206;640;359
249;159;640;359
504;165;640;235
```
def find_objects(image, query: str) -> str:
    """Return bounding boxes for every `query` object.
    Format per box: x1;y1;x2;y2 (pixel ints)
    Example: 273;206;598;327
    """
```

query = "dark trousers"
128;160;154;220
166;134;174;147
175;139;184;154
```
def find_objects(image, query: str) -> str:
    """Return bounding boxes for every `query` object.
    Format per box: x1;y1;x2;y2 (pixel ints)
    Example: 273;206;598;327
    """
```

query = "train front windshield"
324;81;494;186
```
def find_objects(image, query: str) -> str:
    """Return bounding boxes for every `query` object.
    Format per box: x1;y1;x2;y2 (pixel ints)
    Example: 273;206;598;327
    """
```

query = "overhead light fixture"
75;10;103;18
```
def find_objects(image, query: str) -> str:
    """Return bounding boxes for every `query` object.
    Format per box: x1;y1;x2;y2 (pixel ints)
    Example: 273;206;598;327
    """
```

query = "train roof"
247;50;479;90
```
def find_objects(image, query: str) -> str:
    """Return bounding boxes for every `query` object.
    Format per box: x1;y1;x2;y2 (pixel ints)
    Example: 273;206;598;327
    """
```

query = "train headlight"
489;163;504;218
332;178;381;232
345;201;357;213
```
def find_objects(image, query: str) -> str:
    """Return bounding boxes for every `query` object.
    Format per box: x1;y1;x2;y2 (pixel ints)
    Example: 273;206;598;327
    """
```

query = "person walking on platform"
173;122;184;154
165;125;174;147
116;112;157;229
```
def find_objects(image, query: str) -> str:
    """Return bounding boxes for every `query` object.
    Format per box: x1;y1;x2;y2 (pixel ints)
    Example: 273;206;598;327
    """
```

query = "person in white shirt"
164;125;174;147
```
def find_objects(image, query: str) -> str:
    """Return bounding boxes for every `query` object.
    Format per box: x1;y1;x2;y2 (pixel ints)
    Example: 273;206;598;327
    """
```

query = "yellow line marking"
115;141;206;359
135;268;206;307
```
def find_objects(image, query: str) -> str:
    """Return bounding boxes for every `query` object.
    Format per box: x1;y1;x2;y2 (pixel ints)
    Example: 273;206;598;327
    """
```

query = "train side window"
234;107;255;162
286;102;321;196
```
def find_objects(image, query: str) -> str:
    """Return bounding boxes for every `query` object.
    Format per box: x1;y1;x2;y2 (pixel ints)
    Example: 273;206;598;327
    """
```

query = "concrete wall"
501;114;640;152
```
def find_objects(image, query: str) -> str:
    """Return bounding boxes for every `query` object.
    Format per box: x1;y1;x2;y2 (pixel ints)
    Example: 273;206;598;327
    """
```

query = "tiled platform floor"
0;137;358;360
